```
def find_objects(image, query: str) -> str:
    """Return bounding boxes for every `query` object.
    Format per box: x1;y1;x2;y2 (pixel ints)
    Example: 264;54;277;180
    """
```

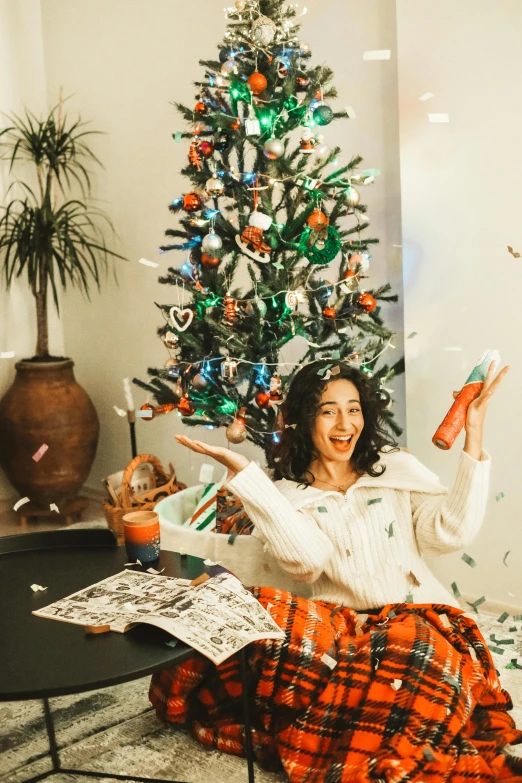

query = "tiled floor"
0;495;107;537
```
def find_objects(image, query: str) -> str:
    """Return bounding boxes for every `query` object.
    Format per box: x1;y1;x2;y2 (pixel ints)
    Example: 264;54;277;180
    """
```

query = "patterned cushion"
184;482;220;531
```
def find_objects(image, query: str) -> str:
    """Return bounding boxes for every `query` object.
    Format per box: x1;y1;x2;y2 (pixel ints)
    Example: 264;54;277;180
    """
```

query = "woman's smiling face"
311;379;365;462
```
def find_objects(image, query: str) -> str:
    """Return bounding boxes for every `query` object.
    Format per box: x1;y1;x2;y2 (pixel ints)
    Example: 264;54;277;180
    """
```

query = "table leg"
42;697;61;771
239;646;256;783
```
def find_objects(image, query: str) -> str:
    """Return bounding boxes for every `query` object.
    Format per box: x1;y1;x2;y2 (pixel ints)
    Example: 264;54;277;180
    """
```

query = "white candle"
123;378;135;412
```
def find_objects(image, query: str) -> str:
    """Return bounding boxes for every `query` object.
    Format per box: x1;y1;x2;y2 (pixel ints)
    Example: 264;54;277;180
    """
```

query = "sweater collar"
274;447;448;510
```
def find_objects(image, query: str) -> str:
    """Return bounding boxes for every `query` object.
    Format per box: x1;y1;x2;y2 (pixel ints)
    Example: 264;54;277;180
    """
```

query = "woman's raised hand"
173;434;250;481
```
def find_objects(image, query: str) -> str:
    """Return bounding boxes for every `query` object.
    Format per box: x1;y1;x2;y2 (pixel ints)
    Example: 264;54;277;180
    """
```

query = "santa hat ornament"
235;210;272;263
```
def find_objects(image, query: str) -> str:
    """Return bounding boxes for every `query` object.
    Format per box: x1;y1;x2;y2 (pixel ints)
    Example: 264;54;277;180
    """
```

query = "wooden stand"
17;496;89;529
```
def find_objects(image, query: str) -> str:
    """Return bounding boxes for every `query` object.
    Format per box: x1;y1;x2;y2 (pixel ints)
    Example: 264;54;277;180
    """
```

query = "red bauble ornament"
296;76;310;91
183;193;203;212
199;140;214;158
255;390;271;408
358;293;377;313
322;307;337;320
231;118;241;130
140;403;155;421
247;72;268;95
178;395;195;416
344;268;356;279
307;209;329;231
194;101;208;115
201;253;221;269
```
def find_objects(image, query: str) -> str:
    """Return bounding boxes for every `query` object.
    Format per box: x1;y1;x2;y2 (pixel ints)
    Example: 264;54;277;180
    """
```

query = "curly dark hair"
270;359;399;485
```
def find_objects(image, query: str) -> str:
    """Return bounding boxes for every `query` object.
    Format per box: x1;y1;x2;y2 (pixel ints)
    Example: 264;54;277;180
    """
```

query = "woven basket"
103;453;186;544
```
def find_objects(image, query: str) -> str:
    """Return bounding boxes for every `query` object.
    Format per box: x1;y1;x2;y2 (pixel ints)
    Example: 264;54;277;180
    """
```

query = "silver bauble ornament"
314;133;330;161
226;419;247;444
300;42;310;55
202;232;223;252
251;15;276;47
192;373;208;391
254;296;267;318
221;59;236;76
344;186;360;208
263;137;284;159
206;174;225;196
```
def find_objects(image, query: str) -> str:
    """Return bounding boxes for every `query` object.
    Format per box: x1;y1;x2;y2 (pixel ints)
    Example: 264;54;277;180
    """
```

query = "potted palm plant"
0;99;124;507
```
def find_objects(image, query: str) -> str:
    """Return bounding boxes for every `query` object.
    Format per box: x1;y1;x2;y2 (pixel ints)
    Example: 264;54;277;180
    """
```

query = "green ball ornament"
313;105;334;126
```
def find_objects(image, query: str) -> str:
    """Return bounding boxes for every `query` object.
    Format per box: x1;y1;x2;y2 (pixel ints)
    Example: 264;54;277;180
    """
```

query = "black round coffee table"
0;542;255;783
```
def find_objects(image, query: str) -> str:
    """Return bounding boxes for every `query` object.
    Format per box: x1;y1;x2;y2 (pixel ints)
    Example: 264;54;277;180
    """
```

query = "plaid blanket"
149;588;522;781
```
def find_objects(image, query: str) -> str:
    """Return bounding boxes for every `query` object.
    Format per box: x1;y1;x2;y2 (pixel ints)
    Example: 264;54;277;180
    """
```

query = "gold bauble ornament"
226;407;247;443
344;186;360;208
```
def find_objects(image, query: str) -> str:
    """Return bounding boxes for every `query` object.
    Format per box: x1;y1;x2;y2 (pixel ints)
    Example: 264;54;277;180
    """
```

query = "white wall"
36;0;405;494
0;0;64;500
397;0;522;608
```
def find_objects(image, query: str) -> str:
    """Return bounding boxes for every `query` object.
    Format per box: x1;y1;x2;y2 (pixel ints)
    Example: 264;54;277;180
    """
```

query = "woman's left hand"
453;361;510;435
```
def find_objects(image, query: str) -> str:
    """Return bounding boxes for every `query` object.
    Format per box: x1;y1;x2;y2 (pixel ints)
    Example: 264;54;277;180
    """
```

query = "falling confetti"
113;406;127;417
391;679;402;690
363;50;391;60
498;612;510;624
496;492;505;502
138;257;159;268
367;497;382;505
428;113;450;122
32;444;48;462
228;533;238;545
272;262;284;270
317;506;328;513
13;497;30;511
30;584;47;592
507;245;520;258
321;653;337;670
444;347;463;352
503;551;510;566
165;639;179;647
419;92;435;101
124;559;143;567
451;582;461;598
147;567;165;575
407;332;418;339
173;131;182;143
385;521;394;538
203;559;218;566
0;351;15;359
49;504;59;513
344;105;357;119
461;553;477;568
466;596;486;613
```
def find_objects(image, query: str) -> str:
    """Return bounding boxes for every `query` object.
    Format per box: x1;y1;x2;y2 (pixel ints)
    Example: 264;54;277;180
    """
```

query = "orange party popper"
432;349;500;450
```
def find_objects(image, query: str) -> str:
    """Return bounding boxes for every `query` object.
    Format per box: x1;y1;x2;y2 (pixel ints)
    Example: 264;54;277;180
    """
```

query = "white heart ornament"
169;307;194;332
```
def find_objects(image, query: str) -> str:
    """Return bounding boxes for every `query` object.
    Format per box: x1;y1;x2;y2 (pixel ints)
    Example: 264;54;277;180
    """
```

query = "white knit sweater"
225;447;490;611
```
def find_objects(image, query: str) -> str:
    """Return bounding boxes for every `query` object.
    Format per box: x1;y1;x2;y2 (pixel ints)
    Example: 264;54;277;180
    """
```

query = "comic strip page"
33;571;284;665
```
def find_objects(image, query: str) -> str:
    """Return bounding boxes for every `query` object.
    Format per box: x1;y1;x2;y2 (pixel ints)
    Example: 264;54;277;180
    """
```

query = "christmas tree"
135;0;404;462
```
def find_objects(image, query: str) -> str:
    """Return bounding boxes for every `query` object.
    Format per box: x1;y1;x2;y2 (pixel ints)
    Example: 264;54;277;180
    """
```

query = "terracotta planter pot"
0;359;99;506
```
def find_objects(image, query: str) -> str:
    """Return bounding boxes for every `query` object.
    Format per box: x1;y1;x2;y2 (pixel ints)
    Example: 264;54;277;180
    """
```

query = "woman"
150;359;522;782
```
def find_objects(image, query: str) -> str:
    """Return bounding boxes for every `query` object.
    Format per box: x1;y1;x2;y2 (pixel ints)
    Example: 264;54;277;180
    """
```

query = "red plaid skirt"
149;588;522;782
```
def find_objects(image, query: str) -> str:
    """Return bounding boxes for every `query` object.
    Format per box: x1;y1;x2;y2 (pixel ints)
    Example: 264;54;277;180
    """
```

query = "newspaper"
32;570;285;665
